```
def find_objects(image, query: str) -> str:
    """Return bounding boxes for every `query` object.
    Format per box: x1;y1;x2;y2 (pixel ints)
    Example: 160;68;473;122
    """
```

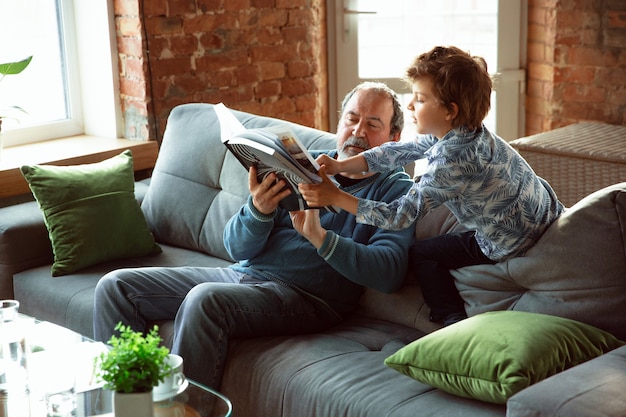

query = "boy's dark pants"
410;231;495;322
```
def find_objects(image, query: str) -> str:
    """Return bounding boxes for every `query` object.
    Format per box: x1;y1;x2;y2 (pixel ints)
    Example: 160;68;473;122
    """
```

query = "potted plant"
0;55;33;161
94;322;171;417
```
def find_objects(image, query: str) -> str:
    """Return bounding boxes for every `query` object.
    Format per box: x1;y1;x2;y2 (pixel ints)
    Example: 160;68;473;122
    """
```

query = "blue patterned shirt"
358;125;565;261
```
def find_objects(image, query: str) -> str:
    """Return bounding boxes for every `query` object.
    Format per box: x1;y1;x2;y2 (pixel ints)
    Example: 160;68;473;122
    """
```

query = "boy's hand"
299;166;342;208
316;154;342;176
249;166;291;214
299;166;360;215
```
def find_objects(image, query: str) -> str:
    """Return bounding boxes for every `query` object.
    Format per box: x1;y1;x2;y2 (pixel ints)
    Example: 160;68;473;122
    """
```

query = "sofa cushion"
453;182;626;340
13;243;233;337
357;204;467;333
20;150;161;276
220;315;506;417
141;103;336;260
384;311;625;405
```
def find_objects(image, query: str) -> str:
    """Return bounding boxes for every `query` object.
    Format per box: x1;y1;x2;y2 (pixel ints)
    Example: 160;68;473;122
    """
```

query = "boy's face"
407;78;455;139
336;89;399;160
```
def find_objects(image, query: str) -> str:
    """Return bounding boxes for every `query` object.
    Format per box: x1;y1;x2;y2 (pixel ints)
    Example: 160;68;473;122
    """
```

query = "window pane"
355;0;499;135
0;0;68;131
356;0;498;79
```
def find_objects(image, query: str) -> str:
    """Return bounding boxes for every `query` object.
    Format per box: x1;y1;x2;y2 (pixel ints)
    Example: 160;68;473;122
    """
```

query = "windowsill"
0;135;159;199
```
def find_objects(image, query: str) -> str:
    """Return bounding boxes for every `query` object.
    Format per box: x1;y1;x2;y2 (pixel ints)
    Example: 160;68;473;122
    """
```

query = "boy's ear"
447;102;459;121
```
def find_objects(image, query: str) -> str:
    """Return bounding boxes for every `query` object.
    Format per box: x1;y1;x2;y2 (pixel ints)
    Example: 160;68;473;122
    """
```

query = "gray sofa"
1;103;625;416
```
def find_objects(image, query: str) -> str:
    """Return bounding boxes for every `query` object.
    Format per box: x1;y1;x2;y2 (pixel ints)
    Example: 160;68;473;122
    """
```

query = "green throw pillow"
21;150;161;276
384;311;625;404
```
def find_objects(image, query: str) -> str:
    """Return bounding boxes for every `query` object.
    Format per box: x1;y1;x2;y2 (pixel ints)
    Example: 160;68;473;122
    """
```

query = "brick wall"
527;0;626;135
114;0;327;142
115;1;625;141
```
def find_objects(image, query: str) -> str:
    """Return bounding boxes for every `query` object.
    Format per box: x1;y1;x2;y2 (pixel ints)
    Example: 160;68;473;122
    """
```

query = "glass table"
79;379;232;417
14;316;232;417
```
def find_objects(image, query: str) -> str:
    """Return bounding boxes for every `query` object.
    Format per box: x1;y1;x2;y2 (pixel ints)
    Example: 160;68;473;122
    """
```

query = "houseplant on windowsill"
94;322;171;417
0;55;33;161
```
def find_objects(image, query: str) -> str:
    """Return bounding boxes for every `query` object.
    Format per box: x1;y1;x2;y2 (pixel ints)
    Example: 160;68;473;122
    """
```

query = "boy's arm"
316;154;369;175
362;141;427;172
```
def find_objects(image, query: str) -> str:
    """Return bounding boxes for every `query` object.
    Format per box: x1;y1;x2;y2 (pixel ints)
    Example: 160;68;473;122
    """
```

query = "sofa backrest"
452;182;626;340
141;103;336;261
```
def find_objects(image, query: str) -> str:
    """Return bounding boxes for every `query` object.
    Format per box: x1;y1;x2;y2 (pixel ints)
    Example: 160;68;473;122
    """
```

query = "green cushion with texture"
21;150;161;276
384;311;625;404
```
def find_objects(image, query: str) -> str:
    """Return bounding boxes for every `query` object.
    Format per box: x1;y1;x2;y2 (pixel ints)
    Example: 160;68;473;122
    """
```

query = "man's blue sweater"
224;152;415;317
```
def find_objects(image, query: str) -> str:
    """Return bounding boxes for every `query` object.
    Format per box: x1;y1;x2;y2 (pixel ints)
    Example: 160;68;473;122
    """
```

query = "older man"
93;82;416;389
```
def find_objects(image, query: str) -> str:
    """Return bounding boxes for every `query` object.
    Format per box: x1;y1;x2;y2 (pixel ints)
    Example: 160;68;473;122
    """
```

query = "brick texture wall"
114;0;327;142
114;1;625;141
527;0;626;135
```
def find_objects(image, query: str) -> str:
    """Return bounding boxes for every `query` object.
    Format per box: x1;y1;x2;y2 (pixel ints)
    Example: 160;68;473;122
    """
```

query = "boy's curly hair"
405;46;492;131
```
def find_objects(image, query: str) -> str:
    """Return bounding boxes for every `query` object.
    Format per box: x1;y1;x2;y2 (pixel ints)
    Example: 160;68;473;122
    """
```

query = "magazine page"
263;125;321;182
215;102;247;143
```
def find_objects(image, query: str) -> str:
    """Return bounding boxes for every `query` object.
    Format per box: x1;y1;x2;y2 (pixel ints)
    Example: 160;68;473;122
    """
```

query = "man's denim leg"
93;266;241;342
172;278;340;390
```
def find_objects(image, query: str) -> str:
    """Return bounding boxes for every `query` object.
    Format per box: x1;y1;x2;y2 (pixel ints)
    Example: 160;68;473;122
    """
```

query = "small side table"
510;122;626;207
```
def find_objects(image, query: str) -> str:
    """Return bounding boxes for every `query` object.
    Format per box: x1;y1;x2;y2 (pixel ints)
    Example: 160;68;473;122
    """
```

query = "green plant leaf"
0;56;33;75
94;322;172;393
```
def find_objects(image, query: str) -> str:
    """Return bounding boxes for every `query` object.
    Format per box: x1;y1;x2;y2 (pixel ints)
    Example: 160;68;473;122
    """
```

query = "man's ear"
390;130;401;142
447;102;459;121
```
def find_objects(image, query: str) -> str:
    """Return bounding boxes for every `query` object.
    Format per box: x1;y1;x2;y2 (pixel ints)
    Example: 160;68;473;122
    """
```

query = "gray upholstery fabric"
358;204;468;329
507;345;626;417
453;182;626;340
221;317;505;417
0;201;52;299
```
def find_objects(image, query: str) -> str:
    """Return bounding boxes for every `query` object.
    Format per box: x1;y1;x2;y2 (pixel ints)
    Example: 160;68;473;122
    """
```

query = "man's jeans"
93;266;341;389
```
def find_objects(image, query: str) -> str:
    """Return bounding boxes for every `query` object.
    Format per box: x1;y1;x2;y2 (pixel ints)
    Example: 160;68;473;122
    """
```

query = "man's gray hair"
339;81;404;137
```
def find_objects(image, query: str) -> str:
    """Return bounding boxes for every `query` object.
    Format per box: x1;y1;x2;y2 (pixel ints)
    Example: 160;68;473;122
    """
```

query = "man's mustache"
340;137;370;154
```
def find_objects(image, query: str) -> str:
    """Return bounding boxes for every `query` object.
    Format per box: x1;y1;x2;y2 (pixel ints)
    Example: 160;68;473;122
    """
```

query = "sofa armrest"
0;201;53;299
507;345;626;417
135;178;150;204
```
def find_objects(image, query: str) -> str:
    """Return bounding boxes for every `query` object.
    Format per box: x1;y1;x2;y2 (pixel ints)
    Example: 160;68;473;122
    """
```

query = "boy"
299;46;565;325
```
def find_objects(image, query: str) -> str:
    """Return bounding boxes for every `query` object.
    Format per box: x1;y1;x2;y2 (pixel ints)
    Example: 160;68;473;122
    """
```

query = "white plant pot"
113;390;154;417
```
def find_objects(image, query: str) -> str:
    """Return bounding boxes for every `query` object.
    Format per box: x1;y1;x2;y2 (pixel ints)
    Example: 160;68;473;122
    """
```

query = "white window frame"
2;0;123;148
326;0;527;141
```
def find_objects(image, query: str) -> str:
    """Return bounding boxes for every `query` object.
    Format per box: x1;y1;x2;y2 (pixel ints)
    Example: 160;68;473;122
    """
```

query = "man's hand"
289;209;326;248
249;166;292;214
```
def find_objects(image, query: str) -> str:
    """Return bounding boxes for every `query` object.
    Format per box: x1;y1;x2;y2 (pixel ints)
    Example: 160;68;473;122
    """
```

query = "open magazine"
215;103;338;213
